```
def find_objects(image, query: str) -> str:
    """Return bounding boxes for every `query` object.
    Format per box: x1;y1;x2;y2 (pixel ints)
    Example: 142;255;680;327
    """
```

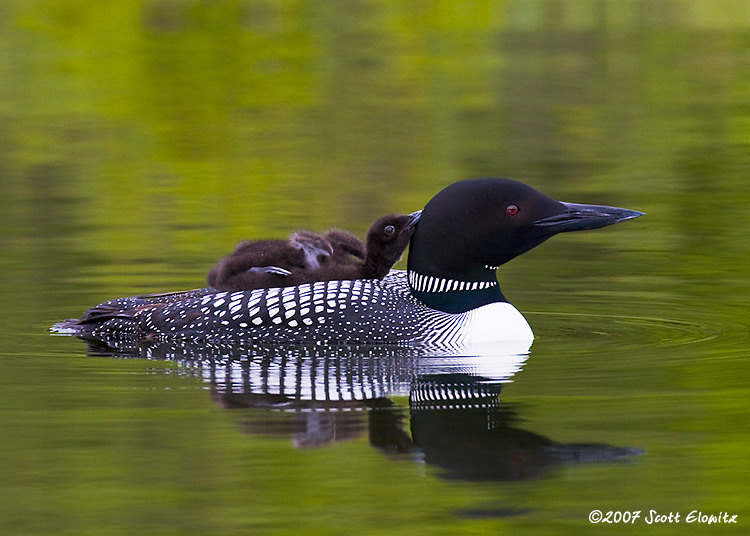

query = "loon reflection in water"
83;340;642;481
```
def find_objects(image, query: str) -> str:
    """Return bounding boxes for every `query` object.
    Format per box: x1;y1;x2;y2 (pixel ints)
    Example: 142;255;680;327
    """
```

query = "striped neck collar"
407;268;506;313
408;270;498;293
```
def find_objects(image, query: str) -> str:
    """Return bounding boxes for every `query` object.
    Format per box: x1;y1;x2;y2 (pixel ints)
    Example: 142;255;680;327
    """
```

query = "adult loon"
208;213;419;291
52;178;642;347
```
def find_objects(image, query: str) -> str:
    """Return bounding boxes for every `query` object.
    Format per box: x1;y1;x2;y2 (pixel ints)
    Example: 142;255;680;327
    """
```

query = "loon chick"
207;228;364;288
53;178;643;347
299;228;367;263
209;213;420;292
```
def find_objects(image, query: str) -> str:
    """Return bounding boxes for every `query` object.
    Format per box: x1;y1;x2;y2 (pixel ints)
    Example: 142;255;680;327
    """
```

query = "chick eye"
384;225;396;235
506;204;520;216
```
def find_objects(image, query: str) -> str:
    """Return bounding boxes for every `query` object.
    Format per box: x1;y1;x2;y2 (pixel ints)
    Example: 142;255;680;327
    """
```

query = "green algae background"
1;1;749;534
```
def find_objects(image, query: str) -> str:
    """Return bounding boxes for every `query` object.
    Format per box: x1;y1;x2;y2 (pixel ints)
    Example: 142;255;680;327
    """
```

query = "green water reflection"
1;1;749;534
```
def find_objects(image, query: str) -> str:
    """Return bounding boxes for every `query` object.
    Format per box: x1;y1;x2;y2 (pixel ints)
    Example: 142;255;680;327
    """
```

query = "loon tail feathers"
51;287;217;336
50;303;161;336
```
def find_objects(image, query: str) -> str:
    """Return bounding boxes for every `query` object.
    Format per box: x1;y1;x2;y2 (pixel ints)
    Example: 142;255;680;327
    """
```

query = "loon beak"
406;210;422;229
533;202;644;232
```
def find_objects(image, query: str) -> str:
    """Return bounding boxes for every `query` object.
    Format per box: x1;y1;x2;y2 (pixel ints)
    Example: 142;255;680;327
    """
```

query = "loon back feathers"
56;272;533;347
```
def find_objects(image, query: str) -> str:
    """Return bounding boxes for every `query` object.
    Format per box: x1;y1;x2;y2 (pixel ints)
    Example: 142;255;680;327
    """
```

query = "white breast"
459;302;534;346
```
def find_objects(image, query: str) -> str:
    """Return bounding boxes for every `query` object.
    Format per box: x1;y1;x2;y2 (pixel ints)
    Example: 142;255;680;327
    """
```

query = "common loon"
208;213;419;291
52;178;643;347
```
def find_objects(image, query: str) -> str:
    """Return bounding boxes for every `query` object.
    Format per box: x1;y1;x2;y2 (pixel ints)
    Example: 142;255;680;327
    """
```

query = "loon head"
407;178;643;313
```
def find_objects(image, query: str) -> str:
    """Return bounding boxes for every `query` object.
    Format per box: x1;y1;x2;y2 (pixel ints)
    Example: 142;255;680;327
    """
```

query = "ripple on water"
527;310;745;354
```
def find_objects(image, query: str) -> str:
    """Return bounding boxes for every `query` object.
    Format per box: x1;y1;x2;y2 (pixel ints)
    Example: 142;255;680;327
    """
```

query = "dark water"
2;1;749;534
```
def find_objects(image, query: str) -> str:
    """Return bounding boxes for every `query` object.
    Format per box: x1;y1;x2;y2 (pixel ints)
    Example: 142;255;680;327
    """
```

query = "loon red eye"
506;204;520;216
384;225;396;235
